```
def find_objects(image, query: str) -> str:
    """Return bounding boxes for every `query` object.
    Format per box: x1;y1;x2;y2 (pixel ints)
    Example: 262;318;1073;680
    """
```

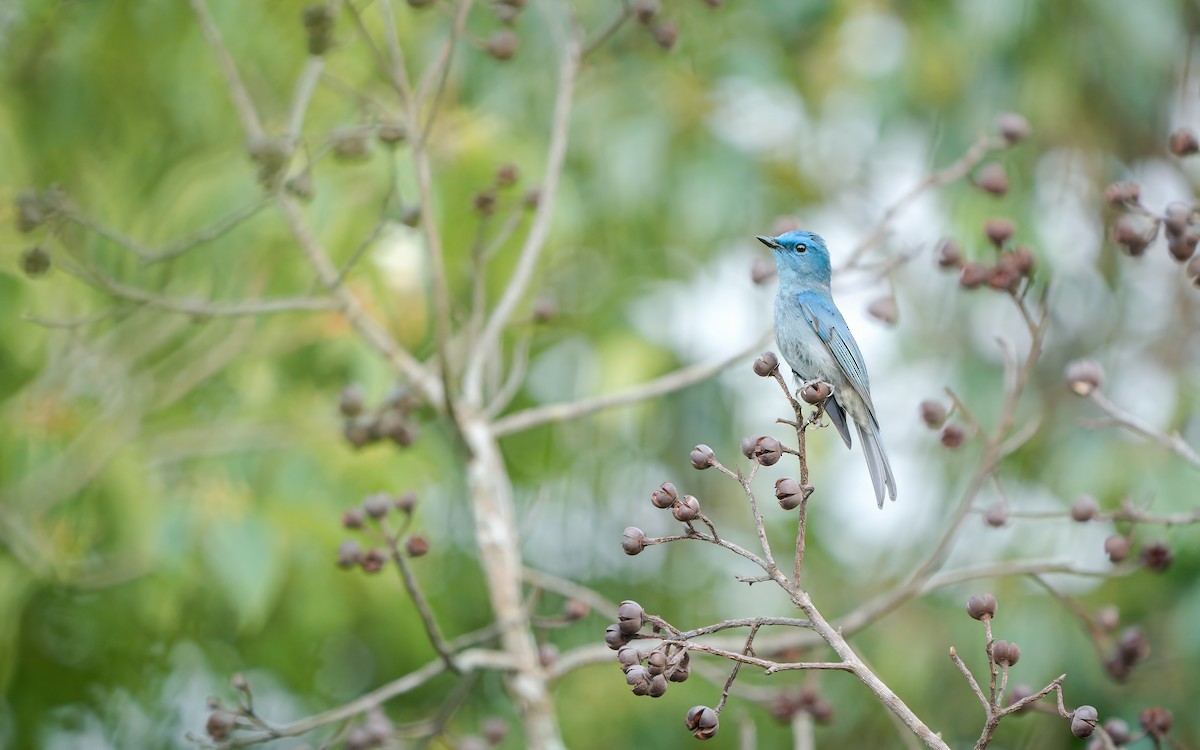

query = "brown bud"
1064;359;1104;396
647;673;668;697
867;296;898;325
753;351;779;377
651;481;678;509
1011;246;1036;276
809;697;835;725
563;598;589;621
651;20;678;50
342;508;365;530
1071;705;1099;739
919;400;946;429
1070;496;1098;522
740;436;755;459
800;381;832;405
672;495;701;523
966;592;997;620
668;652;691;682
1103;719;1131;745
1104;534;1129;563
987;260;1021;292
473;189;497;216
775;477;803;510
331;127;372;162
936;239;963;269
394;491;418;514
1094;605;1119;632
997;112;1031;145
1167;228;1199;262
958;261;990;289
1006;684;1034;714
690;444;715;470
940;423;965;448
751;435;783;466
495;163;520;187
975;163;1009;196
405;535;429;557
1163;201;1191;236
751;256;776;284
302;5;335;55
486;30;519;60
984;217;1015;246
370;123;403;151
1116;626;1149;664
1169;127;1199;156
1138;707;1172;738
685;706;719;740
336;540;362;569
633;0;659;24
984;503;1007;527
361;548;386;573
1104;181;1140;206
617;600;644;625
1111;214;1159;256
1140;541;1173;571
992;639;1020;666
206;710;237;741
621;526;647;555
362;492;390;519
20;246;51;278
343;420;374;448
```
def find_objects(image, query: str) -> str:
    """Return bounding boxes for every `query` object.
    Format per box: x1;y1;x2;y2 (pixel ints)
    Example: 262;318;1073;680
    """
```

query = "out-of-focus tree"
1;1;1198;748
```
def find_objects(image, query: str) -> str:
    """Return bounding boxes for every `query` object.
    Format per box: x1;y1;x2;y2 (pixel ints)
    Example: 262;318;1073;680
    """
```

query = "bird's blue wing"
797;294;880;428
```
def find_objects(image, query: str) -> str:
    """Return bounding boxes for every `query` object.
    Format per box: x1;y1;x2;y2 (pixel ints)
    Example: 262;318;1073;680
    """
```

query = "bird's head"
755;230;833;288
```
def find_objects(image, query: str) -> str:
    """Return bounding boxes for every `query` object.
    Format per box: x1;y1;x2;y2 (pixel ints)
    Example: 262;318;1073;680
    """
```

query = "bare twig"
187;0;264;139
1084;389;1200;470
463;35;580;407
380;520;459;673
492;331;771;436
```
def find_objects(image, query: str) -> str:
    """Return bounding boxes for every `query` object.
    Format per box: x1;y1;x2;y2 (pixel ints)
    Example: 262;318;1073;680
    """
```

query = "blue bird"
756;230;897;508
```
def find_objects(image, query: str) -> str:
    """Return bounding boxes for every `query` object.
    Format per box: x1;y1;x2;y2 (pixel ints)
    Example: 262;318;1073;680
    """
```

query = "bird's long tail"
856;423;897;509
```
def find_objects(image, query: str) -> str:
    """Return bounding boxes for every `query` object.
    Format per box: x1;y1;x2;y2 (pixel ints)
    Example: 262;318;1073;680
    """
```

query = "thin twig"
715;622;761;713
1086;389;1200;470
380;520;459;673
492;331;770;435
463;34;580;407
187;0;264;139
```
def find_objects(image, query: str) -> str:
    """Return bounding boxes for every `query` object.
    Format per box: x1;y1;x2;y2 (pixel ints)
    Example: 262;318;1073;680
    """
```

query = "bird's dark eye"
796;243;807;253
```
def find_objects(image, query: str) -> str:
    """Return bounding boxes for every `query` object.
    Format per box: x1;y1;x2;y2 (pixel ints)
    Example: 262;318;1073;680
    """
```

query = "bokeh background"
2;0;1199;747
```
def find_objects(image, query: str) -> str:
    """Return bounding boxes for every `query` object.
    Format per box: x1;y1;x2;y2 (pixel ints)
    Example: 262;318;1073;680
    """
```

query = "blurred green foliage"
2;0;1199;748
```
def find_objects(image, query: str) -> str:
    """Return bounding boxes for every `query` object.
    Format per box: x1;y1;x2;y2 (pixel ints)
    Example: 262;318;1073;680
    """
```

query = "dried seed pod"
651;482;678;509
672;495;701;523
302;4;335;55
206;710;237;740
331;127;372;162
360;548;386;573
1070;496;1098;522
1094;605;1119;632
919;400;946;429
486;30;519;60
1104;182;1140;206
377;120;407;146
495;163;520;187
975;163;1009;196
1071;705;1099;739
690;444;715;470
1111;214;1158;256
1006;684;1034;714
958;262;990;289
617;646;641;670
966;593;997;620
473;190;497;216
1103;534;1130;563
405;535;429;557
685;706;719;740
992;639;1020;666
336;540;362;569
617;600;644;625
1064;359;1104;396
621;526;647;555
984;217;1015;246
997;112;1031;144
532;296;558;323
394;491;418;514
775;477;803;510
1011;246;1036;276
1140;541;1174;571
751;435;783;466
936;239;963;269
647;673;668;697
605;623;629;650
651;20;678;50
481;717;508;746
564;598;589;621
625;664;650;694
362;492;390;519
342;508;365;530
633;0;659;23
1115;626;1148;664
867;296;898;325
20;246;51;278
1167;228;1199;262
940;424;965;448
1169;127;1199;157
800;381;832;405
646;651;667;676
753;351;779;377
1138;707;1172;737
1103;718;1131;745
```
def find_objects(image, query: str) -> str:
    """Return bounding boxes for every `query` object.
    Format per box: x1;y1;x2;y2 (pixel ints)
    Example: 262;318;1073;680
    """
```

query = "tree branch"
1084;389;1200;470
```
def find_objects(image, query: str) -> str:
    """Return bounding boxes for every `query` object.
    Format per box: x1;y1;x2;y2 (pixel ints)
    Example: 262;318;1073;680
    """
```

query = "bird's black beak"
755;235;783;250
